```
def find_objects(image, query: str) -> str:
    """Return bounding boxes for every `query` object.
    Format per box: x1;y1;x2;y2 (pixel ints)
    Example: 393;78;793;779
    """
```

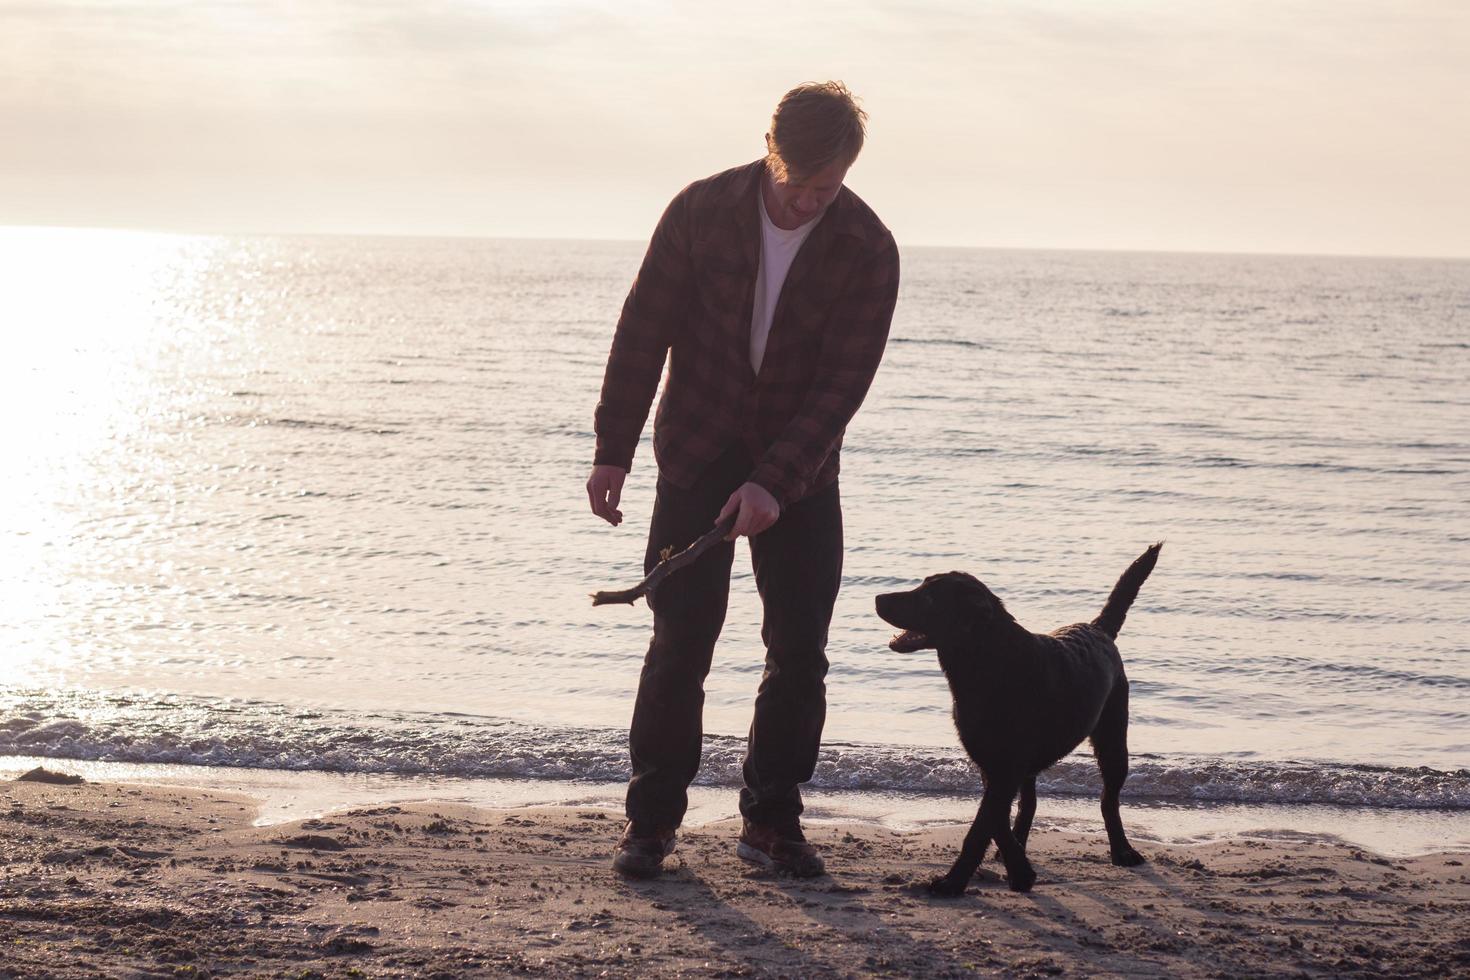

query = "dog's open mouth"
888;629;933;653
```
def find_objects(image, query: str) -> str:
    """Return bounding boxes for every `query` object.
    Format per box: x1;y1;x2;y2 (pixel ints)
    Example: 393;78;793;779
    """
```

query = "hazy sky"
3;0;1467;256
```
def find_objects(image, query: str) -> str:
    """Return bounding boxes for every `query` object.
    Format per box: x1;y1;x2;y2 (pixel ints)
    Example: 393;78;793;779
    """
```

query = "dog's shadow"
895;855;1184;975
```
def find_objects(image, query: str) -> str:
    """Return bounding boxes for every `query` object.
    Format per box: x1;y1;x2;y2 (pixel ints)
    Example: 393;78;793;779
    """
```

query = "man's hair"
766;81;867;181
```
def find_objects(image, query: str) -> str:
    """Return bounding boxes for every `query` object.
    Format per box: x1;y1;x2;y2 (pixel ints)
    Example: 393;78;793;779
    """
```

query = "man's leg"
624;452;748;835
740;479;843;828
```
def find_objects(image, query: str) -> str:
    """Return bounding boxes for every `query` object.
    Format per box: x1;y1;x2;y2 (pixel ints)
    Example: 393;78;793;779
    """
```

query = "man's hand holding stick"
591;514;738;607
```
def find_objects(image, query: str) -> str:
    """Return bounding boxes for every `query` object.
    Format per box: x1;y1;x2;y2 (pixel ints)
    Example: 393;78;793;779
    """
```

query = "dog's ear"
960;587;998;623
954;577;1010;627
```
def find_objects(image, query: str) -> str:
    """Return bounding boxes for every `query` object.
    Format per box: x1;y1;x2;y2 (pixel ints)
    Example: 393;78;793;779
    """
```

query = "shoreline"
4;755;1468;858
2;775;1468;978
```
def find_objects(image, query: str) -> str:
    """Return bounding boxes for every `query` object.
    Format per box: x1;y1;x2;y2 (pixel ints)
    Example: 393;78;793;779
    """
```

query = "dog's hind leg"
1091;684;1145;867
1013;776;1037;849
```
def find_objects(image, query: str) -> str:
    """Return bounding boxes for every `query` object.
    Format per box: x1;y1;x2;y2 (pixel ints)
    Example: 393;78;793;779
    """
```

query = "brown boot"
612;822;676;879
736;819;825;877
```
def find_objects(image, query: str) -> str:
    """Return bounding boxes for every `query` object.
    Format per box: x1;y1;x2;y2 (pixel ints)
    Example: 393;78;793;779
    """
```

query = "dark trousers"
625;448;843;830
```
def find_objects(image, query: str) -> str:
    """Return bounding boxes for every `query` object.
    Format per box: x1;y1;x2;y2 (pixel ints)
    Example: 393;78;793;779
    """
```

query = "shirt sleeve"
748;235;901;507
592;191;693;471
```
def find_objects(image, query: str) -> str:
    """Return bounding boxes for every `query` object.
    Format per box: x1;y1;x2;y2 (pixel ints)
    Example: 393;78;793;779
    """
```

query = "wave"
263;417;403;436
1;690;1466;810
890;337;990;350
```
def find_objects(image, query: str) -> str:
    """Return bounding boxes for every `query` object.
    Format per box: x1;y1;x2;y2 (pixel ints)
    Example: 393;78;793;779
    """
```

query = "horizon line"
3;222;1467;264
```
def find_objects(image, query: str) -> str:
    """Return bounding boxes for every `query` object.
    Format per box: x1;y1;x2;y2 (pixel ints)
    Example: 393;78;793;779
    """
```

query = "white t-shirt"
749;195;819;373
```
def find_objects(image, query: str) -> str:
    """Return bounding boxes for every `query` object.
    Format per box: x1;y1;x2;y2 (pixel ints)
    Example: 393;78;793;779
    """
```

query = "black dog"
875;543;1161;894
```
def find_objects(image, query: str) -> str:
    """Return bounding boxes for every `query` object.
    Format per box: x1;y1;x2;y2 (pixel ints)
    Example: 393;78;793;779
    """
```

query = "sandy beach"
1;772;1466;978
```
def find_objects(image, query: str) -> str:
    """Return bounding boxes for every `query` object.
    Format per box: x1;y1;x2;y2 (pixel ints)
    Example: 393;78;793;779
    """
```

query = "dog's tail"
1093;542;1163;639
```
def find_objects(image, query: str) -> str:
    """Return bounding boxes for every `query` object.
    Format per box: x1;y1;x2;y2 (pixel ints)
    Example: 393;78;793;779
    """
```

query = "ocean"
2;227;1467;847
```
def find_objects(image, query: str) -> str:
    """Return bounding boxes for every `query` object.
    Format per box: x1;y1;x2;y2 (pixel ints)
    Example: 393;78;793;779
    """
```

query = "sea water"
1;228;1466;830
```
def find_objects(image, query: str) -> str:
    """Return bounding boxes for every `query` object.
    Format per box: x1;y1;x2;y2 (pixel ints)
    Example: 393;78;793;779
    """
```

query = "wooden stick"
591;514;737;607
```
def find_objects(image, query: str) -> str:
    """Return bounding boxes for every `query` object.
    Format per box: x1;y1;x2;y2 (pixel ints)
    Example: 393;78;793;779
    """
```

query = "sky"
2;0;1467;257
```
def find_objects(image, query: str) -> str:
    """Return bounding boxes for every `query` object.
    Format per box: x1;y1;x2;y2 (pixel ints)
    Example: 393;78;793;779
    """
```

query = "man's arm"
748;237;901;508
591;192;693;473
586;192;693;524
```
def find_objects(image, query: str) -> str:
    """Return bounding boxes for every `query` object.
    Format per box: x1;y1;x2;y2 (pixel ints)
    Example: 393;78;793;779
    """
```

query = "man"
586;81;900;879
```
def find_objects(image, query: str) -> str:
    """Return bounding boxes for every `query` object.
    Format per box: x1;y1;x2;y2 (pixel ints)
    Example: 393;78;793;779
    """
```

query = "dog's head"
875;571;1014;653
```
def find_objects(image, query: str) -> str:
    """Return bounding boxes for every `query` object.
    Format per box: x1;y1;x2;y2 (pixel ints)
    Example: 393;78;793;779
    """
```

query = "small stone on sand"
16;767;85;785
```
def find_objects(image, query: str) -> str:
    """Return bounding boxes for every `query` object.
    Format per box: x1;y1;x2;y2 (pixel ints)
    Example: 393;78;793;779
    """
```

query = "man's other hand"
717;482;780;540
587;464;627;526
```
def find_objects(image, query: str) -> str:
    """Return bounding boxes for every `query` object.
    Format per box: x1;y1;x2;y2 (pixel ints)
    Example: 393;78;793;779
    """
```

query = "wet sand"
2;775;1467;978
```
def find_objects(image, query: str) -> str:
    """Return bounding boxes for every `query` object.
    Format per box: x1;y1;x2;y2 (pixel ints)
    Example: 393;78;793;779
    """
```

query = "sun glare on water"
0;227;220;687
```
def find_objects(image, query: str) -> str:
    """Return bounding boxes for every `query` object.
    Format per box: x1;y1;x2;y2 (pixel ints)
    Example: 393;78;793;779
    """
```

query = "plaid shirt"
593;160;900;508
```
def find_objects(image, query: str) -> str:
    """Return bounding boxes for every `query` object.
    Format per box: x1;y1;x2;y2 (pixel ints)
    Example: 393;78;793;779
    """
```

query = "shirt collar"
726;158;871;244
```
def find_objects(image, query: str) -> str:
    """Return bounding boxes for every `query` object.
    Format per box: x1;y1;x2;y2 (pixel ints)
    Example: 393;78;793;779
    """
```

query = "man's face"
762;155;849;231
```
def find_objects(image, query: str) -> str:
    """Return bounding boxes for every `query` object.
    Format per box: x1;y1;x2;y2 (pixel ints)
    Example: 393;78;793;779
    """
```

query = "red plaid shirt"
593;160;900;508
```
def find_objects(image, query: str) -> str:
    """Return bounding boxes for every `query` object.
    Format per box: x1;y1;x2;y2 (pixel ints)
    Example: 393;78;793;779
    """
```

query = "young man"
586;81;900;878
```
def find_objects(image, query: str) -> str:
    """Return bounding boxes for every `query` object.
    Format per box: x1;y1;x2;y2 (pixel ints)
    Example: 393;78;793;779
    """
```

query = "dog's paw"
1006;865;1037;893
926;875;967;897
1111;847;1146;868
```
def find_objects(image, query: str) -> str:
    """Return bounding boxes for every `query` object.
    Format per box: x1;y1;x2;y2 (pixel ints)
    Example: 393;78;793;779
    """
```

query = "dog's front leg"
984;780;1037;892
1013;776;1037;848
928;797;995;896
